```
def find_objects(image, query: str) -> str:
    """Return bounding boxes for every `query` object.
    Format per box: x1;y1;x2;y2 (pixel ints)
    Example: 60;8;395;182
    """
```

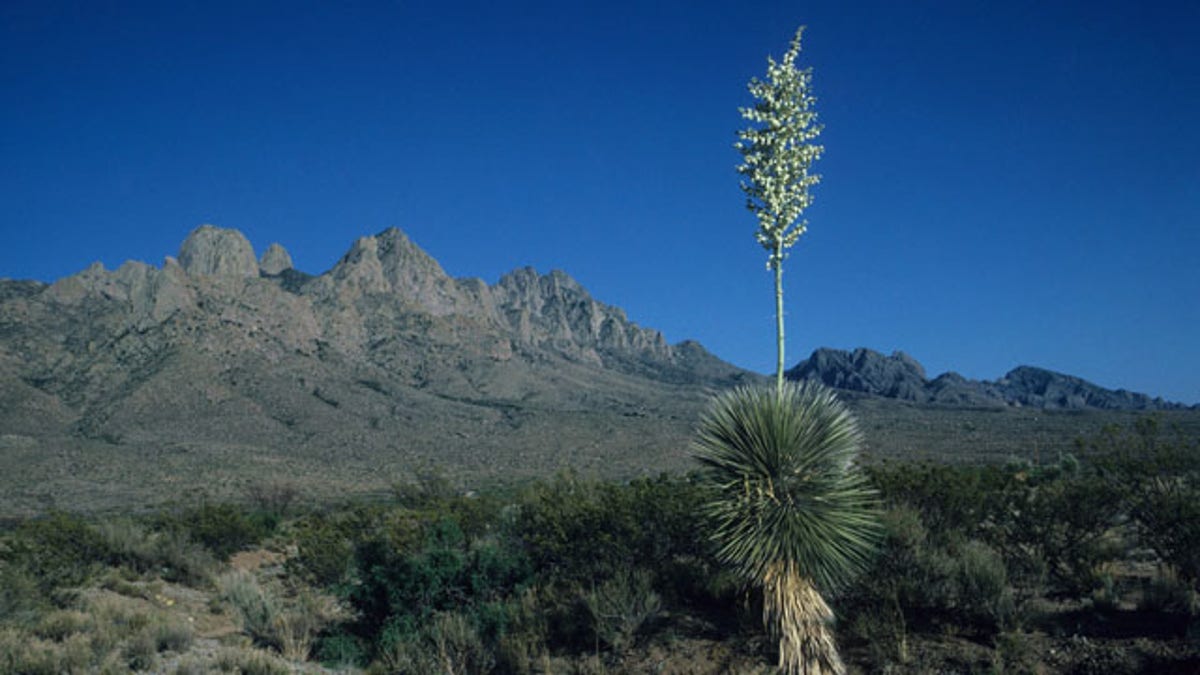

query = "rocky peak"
495;267;583;313
373;228;460;310
788;347;927;401
995;366;1171;410
178;225;259;278
259;243;294;275
318;228;470;316
491;266;667;363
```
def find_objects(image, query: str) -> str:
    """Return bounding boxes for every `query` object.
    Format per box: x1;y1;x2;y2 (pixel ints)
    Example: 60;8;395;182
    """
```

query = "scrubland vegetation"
1;418;1198;673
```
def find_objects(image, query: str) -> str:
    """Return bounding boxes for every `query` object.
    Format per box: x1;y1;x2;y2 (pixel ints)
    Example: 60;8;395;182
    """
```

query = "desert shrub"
297;473;718;661
873;454;1132;598
583;569;662;654
171;660;209;675
840;506;925;666
391;469;457;510
351;517;531;638
983;465;1124;595
513;472;708;588
373;610;495;674
244;479;301;517
993;630;1042;674
1087;416;1200;481
152;530;218;585
844;505;1014;638
0;560;43;623
211;646;293;675
492;587;550;674
217;570;335;660
88;517;216;585
372;627;439;674
33;609;92;640
7;513;216;589
867;462;1002;538
123;628;158;671
218;570;281;648
286;512;355;588
952;540;1016;629
0;628;94;675
2;511;108;592
83;593;153;651
276;586;338;661
157;502;278;559
1081;419;1200;589
92;518;159;572
315;632;367;668
1140;567;1200;615
152;616;194;653
1131;477;1200;585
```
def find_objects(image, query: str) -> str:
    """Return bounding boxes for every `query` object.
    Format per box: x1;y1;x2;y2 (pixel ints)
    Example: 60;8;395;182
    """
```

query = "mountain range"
0;225;1190;515
788;348;1190;411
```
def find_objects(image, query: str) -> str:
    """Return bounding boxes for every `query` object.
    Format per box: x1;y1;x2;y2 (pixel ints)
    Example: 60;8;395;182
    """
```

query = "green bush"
347;514;534;659
315;632;367;668
286;513;355;588
1133;477;1200;585
373;610;494;674
983;466;1124;595
952;540;1016;630
153;616;194;653
2;512;114;594
867;462;1002;538
156;503;277;559
152;530;217;585
844;505;1014;637
513;472;708;588
0;561;43;623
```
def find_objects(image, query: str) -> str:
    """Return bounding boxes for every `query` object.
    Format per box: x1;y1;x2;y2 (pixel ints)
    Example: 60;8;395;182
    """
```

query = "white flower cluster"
735;27;824;270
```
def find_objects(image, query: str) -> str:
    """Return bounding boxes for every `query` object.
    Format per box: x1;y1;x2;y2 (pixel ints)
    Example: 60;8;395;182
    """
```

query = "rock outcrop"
178;225;259;278
259;243;294;275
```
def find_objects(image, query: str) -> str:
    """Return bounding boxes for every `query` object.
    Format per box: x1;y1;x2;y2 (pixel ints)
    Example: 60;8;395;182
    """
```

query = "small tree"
736;26;824;393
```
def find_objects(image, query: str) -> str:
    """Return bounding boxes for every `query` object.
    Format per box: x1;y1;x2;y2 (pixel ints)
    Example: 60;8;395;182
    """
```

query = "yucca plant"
694;381;879;675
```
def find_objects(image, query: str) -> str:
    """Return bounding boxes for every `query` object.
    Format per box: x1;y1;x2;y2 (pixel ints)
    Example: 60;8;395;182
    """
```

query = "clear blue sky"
2;0;1197;404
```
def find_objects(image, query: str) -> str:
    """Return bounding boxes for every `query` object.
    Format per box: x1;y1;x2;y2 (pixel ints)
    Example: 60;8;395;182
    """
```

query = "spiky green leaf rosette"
693;381;880;592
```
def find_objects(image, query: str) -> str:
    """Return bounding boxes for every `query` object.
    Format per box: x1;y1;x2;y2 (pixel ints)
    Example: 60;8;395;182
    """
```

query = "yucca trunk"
763;561;844;675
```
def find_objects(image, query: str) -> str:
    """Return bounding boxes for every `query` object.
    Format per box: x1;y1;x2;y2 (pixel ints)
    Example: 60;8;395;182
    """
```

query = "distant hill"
787;347;1191;411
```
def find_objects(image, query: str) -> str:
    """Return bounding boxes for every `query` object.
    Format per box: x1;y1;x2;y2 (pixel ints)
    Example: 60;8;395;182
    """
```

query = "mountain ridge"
0;225;758;515
787;347;1191;411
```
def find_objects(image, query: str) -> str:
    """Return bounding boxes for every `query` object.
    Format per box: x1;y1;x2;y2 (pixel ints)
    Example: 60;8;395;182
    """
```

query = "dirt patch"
230;547;287;572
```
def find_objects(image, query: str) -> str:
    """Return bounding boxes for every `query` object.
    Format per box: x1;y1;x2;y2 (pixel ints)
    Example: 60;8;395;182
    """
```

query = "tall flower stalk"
736;26;823;394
